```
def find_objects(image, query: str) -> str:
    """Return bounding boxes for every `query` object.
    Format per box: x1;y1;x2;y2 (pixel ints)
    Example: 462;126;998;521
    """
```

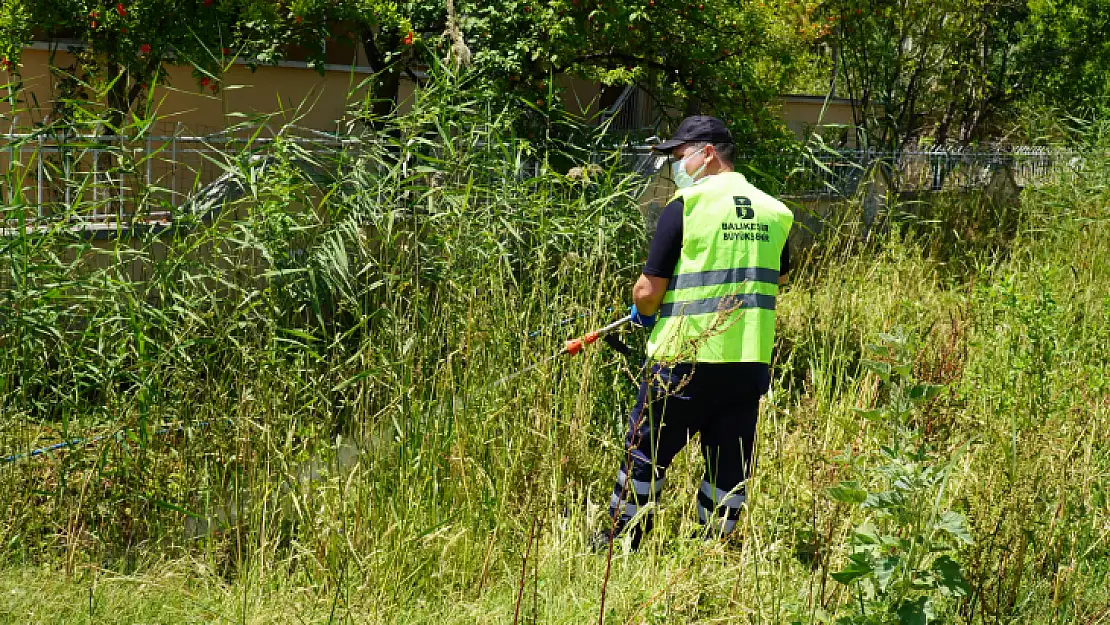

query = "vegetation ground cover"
2;80;1110;623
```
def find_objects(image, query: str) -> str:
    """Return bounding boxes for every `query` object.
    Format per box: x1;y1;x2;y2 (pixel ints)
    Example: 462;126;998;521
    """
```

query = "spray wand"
491;314;633;387
560;315;632;356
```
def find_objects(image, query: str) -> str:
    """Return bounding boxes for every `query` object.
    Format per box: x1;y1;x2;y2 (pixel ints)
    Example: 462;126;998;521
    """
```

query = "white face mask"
671;147;708;188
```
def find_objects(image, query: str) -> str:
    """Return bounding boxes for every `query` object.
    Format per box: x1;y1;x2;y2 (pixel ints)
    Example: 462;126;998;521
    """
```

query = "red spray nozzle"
560;315;632;357
563;330;603;356
563;338;584;355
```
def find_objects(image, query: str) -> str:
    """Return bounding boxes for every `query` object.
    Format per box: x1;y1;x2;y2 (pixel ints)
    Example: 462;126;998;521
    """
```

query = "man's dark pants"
608;361;770;544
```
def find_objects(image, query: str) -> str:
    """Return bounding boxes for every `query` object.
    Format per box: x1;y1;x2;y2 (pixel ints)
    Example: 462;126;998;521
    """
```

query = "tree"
1;0;818;148
2;0;255;127
0;0;411;128
283;0;821;145
929;1;1031;145
815;0;976;150
459;0;818;146
813;0;1110;148
1022;0;1110;109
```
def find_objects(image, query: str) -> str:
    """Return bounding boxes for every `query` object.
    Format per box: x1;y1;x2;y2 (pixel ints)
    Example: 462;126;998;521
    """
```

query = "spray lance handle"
562;315;632;356
562;332;597;356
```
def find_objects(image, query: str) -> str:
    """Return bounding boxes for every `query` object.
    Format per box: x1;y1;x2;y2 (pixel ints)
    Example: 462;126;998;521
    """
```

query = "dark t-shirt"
643;198;791;279
642;197;789;375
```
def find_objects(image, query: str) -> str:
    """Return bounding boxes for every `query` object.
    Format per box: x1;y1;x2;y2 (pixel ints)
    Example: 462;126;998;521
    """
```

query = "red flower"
140;43;151;54
120;27;128;33
294;15;303;23
116;3;127;17
91;21;98;28
203;0;213;5
221;47;230;55
402;31;414;45
0;58;10;71
210;83;218;92
200;77;210;87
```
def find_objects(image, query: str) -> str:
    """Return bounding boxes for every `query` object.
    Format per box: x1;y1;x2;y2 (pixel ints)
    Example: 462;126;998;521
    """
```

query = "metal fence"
0;126;350;225
600;86;658;135
0;126;1084;227
736;147;1077;199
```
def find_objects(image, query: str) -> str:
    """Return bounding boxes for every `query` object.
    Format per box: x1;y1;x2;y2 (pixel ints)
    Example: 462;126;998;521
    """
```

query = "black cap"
653;115;734;153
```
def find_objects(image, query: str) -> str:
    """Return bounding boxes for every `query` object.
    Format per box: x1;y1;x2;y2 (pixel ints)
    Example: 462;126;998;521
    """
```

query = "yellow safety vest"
647;171;794;364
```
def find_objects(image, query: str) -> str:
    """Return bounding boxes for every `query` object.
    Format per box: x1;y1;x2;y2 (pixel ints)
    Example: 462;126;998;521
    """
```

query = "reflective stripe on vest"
657;293;777;318
647;171;793;364
665;266;780;292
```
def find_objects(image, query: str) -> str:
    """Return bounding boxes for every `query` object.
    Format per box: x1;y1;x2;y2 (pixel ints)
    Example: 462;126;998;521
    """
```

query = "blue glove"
629;303;657;329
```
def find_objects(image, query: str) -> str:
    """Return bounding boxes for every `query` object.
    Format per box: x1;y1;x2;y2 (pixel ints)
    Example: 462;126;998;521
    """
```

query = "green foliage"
8;0;1110;148
1023;0;1110;108
0;0;415;123
0;0;30;69
304;0;817;146
0;0;816;147
4;57;1110;623
813;0;1033;147
829;333;972;624
460;0;814;146
808;0;1110;146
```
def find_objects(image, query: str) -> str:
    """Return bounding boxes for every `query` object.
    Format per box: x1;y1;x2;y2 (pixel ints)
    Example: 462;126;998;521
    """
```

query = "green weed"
2;63;1109;624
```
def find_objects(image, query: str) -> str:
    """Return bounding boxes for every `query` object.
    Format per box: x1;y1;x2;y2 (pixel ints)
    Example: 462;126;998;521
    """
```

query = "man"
597;115;793;549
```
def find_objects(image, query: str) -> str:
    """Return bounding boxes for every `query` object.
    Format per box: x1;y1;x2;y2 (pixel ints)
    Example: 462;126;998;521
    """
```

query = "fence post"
92;140;100;219
7;118;17;210
119;133;125;220
145;133;152;196
37;133;44;218
172;123;180;202
64;130;71;209
3;126;10;207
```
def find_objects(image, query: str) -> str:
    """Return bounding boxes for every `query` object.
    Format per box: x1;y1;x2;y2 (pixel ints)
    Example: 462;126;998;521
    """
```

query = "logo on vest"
723;196;770;242
733;196;754;220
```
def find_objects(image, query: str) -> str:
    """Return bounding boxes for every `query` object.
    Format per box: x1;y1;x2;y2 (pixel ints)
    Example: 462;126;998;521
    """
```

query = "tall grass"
2;68;1109;624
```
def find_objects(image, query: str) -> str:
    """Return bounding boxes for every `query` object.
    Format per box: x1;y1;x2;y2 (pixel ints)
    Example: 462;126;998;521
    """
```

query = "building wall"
4;47;378;135
3;47;612;135
778;95;861;146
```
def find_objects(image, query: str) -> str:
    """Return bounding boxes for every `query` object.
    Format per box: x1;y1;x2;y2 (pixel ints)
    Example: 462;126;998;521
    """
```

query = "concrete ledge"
1;219;176;240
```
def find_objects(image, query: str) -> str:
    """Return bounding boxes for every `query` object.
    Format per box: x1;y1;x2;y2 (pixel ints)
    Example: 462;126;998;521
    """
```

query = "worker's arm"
635;199;683;321
777;242;791;286
633;274;669;316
